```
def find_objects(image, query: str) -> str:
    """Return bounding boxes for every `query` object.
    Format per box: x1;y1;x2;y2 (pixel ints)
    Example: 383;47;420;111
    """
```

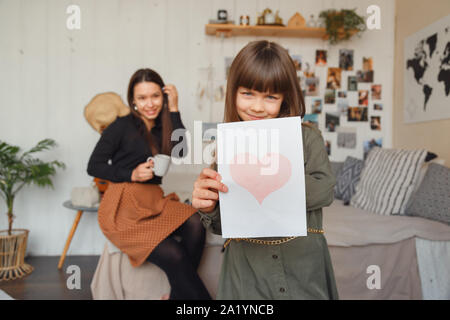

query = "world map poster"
404;14;450;123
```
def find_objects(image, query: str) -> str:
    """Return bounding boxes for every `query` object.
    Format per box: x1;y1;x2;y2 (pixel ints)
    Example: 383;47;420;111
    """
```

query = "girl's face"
235;87;283;121
133;81;164;121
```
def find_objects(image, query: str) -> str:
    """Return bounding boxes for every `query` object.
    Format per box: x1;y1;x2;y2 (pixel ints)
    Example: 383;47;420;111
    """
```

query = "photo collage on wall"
294;49;384;159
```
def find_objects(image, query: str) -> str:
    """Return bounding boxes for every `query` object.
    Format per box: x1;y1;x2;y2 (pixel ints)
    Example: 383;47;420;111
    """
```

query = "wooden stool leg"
58;210;84;269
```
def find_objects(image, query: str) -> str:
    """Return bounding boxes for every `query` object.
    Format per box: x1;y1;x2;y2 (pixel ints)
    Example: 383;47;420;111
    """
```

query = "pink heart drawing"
229;153;292;204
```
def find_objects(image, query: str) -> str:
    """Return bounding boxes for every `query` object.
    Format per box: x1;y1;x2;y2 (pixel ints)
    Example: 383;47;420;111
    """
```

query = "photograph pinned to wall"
358;90;369;106
337;127;357;149
297;74;306;91
404;13;450;123
304;71;316;78
291;55;302;71
363;138;382;159
363;57;373;71
338;91;347;98
337;99;349;115
357;69;374;83
348;76;358;91
327;68;341;89
325;140;331;156
316;50;327;66
305;77;320;96
370;116;381;130
311;98;323;114
225;57;233;79
303;63;316;78
324;89;336;104
339;49;354;71
371;84;382;100
374;103;383;111
303;113;319;128
325;112;340;132
348;107;368;122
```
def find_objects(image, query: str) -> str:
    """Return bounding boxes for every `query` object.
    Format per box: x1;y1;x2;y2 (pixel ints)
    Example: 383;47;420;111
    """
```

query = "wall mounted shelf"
205;24;327;39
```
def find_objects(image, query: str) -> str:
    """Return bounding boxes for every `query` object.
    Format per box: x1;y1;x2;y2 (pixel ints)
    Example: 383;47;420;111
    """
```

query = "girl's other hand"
131;160;154;182
192;167;228;213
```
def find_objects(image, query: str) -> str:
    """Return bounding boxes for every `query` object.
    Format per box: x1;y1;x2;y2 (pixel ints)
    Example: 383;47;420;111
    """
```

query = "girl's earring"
134;105;138;111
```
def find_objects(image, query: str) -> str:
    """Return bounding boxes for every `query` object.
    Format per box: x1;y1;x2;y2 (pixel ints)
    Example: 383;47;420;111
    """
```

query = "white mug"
147;154;171;177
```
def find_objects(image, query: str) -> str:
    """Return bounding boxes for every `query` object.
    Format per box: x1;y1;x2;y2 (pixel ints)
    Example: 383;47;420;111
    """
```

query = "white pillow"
350;147;427;215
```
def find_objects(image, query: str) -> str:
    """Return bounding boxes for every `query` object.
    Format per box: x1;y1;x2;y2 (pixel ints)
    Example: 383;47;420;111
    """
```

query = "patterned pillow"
404;163;450;225
330;161;344;179
350;147;427;215
335;157;364;205
331;161;344;200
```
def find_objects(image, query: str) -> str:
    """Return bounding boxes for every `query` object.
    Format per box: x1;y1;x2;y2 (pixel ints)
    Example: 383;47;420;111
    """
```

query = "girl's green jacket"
199;123;339;300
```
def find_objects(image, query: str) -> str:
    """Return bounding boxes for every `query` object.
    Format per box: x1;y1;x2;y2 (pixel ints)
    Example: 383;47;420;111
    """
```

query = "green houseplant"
0;139;65;280
319;9;366;45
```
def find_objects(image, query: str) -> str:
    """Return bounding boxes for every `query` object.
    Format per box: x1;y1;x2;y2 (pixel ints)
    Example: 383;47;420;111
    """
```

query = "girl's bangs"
236;54;291;94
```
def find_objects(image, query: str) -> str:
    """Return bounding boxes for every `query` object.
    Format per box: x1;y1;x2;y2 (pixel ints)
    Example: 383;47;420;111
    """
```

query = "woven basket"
0;229;34;281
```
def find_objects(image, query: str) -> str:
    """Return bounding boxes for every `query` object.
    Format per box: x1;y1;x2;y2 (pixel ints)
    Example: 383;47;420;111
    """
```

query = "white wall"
393;0;450;165
0;0;395;256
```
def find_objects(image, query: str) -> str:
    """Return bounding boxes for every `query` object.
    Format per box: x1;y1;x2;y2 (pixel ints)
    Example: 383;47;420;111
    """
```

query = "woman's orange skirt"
98;182;197;267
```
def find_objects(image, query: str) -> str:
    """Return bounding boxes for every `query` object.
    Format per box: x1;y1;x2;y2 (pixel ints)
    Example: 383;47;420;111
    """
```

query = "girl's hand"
162;84;179;112
131;160;154;182
192;168;228;213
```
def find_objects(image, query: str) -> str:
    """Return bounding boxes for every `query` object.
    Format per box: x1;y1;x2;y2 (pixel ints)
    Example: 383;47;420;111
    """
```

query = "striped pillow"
350;147;427;215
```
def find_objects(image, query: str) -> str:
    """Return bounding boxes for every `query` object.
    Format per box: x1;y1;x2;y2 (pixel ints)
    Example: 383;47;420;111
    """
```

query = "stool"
58;200;98;269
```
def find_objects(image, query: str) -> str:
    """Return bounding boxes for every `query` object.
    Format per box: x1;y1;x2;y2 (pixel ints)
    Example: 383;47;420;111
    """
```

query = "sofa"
91;148;450;300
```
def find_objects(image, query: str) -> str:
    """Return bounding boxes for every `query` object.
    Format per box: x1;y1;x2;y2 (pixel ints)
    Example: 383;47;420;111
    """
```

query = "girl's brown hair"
127;68;173;155
224;40;306;123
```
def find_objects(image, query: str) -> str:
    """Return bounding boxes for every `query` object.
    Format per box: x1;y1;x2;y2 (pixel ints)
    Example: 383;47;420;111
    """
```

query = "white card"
217;116;307;238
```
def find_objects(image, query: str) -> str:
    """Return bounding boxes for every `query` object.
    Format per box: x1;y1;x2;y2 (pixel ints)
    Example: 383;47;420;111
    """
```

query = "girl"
88;68;211;300
192;41;339;300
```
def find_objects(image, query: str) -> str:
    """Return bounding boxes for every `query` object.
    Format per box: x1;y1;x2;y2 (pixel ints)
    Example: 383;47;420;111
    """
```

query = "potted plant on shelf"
0;139;65;281
319;8;366;44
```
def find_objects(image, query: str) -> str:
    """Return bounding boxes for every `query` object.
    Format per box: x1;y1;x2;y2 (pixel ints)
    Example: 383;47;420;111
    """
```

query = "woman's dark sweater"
87;111;186;184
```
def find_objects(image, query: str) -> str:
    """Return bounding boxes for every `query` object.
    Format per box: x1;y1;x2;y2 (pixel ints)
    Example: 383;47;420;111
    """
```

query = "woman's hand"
162;84;179;112
192;168;228;213
131;160;154;182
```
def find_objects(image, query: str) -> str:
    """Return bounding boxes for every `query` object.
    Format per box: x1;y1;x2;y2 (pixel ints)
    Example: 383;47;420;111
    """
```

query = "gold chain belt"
223;228;324;249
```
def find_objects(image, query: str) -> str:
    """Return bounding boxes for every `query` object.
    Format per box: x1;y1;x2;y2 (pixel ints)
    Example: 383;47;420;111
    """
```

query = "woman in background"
88;68;211;300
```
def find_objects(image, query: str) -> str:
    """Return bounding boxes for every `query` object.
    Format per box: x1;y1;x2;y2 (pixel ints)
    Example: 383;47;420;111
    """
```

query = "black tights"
146;213;211;300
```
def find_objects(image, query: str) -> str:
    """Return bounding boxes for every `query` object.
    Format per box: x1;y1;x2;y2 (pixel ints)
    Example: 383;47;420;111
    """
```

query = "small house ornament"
288;12;306;28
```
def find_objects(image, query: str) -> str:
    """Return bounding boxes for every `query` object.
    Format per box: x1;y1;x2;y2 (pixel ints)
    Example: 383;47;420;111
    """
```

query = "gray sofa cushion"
335;156;364;205
331;161;344;200
331;161;344;179
404;163;450;225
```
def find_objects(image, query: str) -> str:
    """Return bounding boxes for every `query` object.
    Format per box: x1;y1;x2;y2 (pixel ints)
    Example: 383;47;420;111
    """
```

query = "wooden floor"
0;255;99;300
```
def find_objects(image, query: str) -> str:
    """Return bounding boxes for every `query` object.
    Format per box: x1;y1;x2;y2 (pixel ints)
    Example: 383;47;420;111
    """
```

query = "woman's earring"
134;105;138;111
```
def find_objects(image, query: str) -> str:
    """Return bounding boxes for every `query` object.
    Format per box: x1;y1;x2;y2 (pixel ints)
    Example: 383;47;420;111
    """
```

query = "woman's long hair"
127;68;173;155
224;40;306;123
